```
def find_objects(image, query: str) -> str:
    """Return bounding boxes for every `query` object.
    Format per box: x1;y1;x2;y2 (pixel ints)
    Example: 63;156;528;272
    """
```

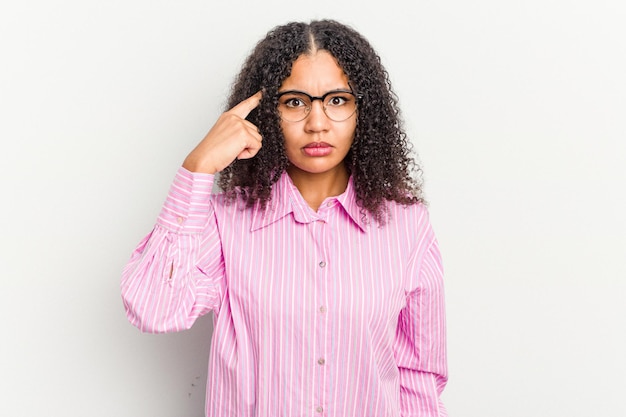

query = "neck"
287;165;350;211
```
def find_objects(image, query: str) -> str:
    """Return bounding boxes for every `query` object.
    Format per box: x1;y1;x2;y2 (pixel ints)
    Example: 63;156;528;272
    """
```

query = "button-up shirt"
121;167;448;417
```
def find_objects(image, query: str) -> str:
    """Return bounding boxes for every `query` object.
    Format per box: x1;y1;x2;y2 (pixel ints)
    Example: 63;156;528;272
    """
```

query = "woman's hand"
182;91;263;174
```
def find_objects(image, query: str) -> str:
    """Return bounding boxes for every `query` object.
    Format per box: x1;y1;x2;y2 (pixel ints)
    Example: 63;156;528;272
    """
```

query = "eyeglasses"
276;89;361;122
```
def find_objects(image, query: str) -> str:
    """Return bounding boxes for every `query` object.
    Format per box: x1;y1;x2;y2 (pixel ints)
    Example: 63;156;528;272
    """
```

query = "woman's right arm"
121;168;225;333
121;92;263;333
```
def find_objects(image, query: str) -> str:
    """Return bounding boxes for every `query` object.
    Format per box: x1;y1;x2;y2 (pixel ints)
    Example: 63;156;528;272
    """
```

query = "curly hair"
218;19;424;223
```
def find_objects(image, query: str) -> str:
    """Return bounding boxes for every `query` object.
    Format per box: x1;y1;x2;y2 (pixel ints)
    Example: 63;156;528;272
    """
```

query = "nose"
304;100;330;132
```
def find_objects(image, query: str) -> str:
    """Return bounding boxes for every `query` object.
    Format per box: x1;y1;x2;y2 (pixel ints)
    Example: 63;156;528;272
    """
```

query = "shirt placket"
312;210;331;417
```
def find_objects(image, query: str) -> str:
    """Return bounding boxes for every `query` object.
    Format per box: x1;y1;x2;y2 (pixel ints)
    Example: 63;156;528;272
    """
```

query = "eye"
283;96;308;108
326;94;350;107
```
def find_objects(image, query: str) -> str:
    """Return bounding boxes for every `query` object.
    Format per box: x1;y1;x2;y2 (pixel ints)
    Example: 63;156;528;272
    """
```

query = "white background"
1;1;625;416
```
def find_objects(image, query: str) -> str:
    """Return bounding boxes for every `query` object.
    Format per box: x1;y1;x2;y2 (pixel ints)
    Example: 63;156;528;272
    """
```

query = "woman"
122;19;448;417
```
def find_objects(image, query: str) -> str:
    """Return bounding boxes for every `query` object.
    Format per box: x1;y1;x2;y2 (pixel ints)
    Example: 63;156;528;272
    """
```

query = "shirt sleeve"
120;167;226;333
395;233;448;417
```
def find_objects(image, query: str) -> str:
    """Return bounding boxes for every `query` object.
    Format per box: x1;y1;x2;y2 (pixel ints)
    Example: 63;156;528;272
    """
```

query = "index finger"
229;91;263;119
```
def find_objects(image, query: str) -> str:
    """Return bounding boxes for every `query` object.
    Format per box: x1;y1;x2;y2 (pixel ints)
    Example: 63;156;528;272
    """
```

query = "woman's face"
278;50;357;179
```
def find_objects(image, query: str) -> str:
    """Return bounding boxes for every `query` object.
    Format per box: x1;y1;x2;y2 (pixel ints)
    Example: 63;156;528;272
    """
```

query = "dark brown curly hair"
218;19;424;223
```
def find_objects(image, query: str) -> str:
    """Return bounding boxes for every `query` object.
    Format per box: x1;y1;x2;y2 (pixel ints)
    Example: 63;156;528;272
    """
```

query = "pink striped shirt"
121;167;447;417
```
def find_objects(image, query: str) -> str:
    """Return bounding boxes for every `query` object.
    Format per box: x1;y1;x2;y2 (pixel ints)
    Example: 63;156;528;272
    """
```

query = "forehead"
280;50;350;93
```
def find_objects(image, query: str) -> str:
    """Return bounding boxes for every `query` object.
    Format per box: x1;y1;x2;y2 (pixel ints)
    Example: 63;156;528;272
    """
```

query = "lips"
303;142;333;157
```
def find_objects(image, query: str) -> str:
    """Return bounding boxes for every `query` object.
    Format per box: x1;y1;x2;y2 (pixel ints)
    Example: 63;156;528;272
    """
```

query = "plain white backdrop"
1;1;625;416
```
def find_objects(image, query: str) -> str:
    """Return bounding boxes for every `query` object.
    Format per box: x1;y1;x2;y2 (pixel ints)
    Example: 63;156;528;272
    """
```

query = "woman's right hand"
182;91;263;174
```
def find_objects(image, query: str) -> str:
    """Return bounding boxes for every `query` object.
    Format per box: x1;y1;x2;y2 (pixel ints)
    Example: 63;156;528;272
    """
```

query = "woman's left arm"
395;238;448;417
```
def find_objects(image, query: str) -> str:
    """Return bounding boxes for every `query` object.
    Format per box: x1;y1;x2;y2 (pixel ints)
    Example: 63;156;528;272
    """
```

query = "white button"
319;306;327;314
317;357;325;365
316;406;323;413
319;261;326;268
176;217;184;224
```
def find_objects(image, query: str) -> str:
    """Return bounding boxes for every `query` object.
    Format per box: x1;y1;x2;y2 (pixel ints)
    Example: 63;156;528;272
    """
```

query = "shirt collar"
250;171;368;232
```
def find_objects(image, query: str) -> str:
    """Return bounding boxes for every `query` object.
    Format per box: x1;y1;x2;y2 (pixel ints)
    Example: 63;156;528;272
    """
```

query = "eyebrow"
276;88;353;96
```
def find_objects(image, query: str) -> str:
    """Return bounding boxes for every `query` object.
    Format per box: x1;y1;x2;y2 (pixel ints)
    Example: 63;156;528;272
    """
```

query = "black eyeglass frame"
276;89;363;122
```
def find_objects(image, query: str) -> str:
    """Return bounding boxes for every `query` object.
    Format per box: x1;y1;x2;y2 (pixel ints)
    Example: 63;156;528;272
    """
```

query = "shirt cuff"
156;166;215;233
